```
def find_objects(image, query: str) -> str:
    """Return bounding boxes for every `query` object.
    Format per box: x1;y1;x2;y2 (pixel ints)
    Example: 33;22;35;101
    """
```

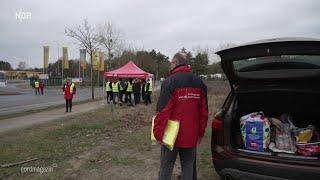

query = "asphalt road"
0;82;104;116
0;100;105;134
0;81;160;116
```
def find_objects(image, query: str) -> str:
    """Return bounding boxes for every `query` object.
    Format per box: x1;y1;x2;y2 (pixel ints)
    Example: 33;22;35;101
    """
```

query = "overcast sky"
1;0;320;68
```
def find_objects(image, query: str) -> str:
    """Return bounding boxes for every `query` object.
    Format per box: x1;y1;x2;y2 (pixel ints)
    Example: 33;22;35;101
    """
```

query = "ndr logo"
15;11;32;21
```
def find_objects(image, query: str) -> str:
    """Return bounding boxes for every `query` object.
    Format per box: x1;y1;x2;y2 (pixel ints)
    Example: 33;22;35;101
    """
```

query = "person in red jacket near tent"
62;80;76;112
39;81;45;95
154;52;208;180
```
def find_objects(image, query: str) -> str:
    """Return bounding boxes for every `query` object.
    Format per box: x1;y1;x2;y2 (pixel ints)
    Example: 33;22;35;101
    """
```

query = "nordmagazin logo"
20;163;57;174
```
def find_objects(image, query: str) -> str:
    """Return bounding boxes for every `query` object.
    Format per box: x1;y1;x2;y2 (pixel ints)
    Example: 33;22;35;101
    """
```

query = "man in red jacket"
154;52;208;180
62;80;76;112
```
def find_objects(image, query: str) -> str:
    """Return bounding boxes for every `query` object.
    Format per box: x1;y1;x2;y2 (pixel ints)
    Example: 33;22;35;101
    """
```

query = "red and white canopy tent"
102;60;153;106
104;60;153;78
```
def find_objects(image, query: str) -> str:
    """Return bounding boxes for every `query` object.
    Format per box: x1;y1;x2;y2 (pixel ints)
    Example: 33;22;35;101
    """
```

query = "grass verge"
0;81;229;179
0;97;103;121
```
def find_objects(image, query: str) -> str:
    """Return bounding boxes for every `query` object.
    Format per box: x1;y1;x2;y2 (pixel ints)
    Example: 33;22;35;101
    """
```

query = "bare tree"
112;39;126;58
192;43;237;64
212;43;237;63
97;22;123;65
17;61;27;70
192;45;216;64
65;19;99;99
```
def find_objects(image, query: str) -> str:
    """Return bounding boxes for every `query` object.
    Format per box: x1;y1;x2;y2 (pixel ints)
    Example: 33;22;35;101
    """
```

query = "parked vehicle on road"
211;38;320;180
0;71;7;87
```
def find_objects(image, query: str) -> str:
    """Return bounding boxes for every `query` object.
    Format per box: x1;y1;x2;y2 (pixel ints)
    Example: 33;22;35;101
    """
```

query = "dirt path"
0;100;105;134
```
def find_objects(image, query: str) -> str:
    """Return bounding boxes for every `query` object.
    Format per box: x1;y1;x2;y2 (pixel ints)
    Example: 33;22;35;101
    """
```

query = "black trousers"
65;99;72;112
119;90;125;102
159;146;197;180
126;92;132;104
142;91;145;101
113;93;119;104
106;91;113;103
145;92;152;104
35;88;40;95
134;93;140;104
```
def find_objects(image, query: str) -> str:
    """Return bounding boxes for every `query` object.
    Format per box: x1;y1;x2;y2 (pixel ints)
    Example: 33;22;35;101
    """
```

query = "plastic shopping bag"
296;142;320;156
293;125;314;143
240;112;271;152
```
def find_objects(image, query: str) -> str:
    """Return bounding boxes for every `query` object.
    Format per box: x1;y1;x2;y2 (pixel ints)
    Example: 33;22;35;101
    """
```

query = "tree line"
1;48;223;78
63;19;226;99
1;19;226;100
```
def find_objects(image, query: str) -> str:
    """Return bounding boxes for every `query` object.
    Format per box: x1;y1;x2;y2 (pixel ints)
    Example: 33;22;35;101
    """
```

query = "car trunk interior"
230;89;320;159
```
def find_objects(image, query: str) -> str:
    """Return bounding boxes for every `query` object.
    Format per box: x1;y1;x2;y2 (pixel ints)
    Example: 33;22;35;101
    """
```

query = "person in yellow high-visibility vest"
144;78;153;105
111;79;120;104
62;80;76;112
34;80;40;95
125;79;133;105
105;80;113;104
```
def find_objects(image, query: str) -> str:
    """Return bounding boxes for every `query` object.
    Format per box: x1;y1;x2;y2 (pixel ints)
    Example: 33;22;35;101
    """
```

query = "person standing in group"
62;80;76;112
34;80;40;95
133;78;141;105
39;81;45;95
153;52;208;180
145;78;153;105
124;79;129;103
112;79;120;104
141;80;146;102
105;80;113;104
126;78;133;105
118;78;126;103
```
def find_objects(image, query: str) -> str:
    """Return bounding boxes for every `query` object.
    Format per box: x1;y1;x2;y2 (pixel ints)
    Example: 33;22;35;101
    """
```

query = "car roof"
215;37;320;54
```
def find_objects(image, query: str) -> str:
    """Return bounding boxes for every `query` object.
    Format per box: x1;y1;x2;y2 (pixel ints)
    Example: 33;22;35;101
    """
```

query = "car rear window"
233;55;320;72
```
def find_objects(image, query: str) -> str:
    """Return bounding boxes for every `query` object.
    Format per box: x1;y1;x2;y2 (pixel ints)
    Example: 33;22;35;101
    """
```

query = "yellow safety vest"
149;81;153;92
126;82;133;92
105;82;111;92
145;81;153;92
70;83;75;93
34;81;39;88
112;82;119;93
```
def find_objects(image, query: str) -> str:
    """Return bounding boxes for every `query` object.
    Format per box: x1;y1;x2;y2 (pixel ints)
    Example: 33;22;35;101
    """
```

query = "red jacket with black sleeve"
153;65;208;148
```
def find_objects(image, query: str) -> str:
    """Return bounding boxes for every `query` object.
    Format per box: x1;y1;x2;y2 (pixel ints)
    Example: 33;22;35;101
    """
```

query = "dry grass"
0;80;230;180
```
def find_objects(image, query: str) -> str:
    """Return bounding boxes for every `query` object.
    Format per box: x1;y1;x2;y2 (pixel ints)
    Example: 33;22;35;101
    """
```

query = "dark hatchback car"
211;38;320;180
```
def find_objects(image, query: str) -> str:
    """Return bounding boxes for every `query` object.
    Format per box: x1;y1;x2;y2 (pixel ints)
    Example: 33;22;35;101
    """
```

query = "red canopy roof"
104;60;153;78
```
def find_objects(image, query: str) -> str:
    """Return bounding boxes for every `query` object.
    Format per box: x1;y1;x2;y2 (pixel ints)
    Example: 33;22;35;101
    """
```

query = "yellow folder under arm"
151;116;180;151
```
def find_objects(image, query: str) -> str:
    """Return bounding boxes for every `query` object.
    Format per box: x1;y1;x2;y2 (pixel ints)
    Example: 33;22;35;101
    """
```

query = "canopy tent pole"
97;70;100;96
110;76;115;120
102;74;105;104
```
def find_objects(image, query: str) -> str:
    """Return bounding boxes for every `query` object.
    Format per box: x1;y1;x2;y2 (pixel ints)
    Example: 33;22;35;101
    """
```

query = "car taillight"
212;117;223;131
